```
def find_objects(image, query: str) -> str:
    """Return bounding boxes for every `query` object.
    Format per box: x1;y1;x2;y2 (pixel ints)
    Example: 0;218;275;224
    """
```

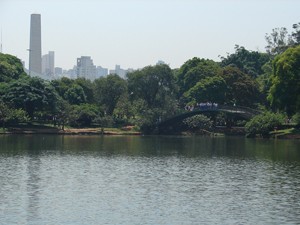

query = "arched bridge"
180;104;260;119
156;105;261;133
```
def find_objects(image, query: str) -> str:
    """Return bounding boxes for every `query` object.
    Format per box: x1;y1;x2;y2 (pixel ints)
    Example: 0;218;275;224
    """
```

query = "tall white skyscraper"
29;14;42;75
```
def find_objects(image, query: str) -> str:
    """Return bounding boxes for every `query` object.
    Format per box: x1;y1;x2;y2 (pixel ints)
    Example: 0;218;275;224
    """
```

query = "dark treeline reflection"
0;135;299;162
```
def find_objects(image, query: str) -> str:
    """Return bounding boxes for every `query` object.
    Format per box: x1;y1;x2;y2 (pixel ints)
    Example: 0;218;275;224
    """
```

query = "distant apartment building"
42;51;55;78
62;66;77;79
156;60;166;65
77;56;96;80
109;65;128;78
96;66;108;79
55;67;63;76
127;68;134;73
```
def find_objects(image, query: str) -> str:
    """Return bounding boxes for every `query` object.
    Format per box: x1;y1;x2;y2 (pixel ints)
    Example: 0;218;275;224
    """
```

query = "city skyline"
0;0;299;70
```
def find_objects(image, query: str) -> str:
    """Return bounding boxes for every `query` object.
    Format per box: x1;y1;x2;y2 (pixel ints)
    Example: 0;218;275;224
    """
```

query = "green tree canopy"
3;76;58;118
176;57;202;83
255;61;274;106
64;84;87;105
94;74;127;115
221;66;260;107
127;64;177;109
265;23;300;56
176;57;221;95
0;101;29;127
51;77;74;98
113;92;133;121
265;27;293;55
183;114;213;133
268;45;300;116
0;53;27;82
55;98;72;130
264;22;300;55
221;45;270;78
69;103;100;127
184;76;227;104
127;64;179;131
245;112;284;138
74;78;95;103
291;22;300;45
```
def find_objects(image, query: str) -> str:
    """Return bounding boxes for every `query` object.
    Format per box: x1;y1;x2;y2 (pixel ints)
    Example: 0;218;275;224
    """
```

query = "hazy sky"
0;0;299;70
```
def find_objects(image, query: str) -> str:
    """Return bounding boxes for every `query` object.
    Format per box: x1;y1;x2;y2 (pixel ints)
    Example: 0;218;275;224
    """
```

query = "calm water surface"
0;135;300;225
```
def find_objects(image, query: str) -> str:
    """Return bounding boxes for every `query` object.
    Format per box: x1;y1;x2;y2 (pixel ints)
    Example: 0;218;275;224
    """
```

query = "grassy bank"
270;128;300;139
0;125;141;135
1;124;299;139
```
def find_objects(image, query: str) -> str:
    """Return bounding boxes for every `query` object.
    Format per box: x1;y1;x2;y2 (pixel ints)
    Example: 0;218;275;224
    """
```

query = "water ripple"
0;136;300;225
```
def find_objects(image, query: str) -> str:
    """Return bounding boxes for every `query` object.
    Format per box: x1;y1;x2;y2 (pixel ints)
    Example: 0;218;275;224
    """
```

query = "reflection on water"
0;135;300;224
1;135;299;160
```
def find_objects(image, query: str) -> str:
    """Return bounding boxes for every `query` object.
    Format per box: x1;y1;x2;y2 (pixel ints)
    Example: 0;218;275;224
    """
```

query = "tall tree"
221;45;270;78
0;53;27;82
176;57;221;95
176;57;202;92
268;45;300;116
184;76;227;104
291;22;300;45
94;74;127;115
0;101;29;127
64;84;87;105
51;77;74;98
74;78;95;103
127;64;178;129
68;103;100;127
3;76;58;118
127;64;177;108
255;61;274;106
265;27;293;55
221;66;260;107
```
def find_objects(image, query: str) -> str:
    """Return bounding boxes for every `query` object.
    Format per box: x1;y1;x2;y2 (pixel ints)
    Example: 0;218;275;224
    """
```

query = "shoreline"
0;127;141;136
1;127;299;139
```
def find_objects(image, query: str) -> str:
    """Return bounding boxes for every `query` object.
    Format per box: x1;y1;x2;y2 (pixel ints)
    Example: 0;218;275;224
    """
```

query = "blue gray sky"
0;0;299;70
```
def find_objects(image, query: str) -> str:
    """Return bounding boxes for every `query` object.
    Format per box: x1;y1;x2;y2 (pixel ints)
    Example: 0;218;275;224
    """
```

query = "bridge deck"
158;105;261;127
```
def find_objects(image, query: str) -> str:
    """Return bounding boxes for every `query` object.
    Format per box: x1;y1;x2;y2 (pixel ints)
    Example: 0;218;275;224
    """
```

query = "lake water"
0;135;300;225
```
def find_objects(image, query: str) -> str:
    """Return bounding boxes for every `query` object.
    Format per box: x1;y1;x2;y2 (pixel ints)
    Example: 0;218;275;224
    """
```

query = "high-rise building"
42;51;55;78
96;66;108;78
29;14;42;75
55;67;63;76
109;64;128;78
77;56;96;80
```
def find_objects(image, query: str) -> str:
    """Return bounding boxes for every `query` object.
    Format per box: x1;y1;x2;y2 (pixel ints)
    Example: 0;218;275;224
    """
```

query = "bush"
183;114;213;133
7;108;30;125
69;104;99;127
0;101;29;127
292;113;300;125
93;115;114;128
245;112;284;138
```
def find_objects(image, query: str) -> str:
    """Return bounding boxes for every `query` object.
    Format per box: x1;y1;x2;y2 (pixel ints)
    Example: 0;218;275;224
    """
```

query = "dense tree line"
0;22;299;134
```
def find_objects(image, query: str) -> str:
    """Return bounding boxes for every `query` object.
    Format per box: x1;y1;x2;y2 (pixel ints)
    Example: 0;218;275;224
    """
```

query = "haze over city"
0;0;299;70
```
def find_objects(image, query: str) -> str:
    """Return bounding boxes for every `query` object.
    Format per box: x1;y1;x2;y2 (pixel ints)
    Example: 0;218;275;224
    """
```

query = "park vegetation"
0;22;299;137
